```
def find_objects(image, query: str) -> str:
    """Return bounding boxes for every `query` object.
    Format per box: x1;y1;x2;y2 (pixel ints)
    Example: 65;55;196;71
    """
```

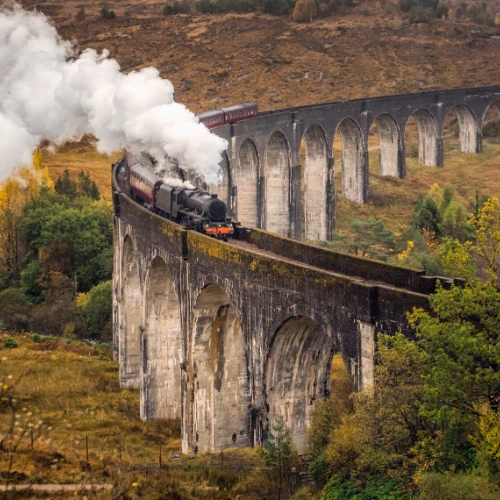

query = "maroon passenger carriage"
197;102;258;129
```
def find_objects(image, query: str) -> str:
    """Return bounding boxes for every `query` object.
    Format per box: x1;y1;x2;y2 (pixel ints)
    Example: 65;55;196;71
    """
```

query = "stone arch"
302;124;329;241
264;131;291;237
235;139;259;227
482;100;500;124
482;100;500;143
335;118;366;204
444;105;479;154
120;236;141;388
191;283;251;453
142;257;182;420
265;315;338;454
406;109;439;166
372;113;401;177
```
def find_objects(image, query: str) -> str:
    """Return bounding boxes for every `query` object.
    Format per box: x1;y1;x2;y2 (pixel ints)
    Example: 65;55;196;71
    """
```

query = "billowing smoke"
0;4;227;185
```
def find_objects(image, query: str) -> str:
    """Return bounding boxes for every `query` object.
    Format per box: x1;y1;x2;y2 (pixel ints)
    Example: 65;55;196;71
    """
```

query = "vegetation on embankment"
0;333;290;499
0;156;112;342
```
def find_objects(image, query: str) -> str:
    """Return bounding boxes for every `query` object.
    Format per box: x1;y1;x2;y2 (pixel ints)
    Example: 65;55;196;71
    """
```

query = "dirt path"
0;484;113;492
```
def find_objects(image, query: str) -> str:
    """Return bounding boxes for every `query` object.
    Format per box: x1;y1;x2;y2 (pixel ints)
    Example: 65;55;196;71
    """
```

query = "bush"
30;332;41;343
483;119;500;138
78;280;112;340
262;0;295;15
162;0;190;15
418;473;500;500
292;0;317;21
4;337;19;349
100;7;116;19
75;7;86;22
0;288;30;331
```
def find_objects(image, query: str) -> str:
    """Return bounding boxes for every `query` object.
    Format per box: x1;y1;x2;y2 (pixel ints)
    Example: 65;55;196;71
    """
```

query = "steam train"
197;102;258;129
125;153;234;240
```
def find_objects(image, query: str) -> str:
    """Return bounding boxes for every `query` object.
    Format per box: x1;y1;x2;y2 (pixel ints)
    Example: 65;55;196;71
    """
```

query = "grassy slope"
0;333;269;498
335;136;500;235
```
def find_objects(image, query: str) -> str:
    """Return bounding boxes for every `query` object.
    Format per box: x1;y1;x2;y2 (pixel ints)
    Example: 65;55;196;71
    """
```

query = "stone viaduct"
203;85;500;242
113;86;497;455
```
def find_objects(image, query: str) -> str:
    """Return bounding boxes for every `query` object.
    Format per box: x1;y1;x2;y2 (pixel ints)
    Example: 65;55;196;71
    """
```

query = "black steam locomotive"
124;153;234;240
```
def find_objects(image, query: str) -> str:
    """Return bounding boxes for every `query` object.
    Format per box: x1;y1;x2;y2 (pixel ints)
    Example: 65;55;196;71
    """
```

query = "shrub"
292;0;317;22
78;280;112;340
262;0;295;15
31;332;41;343
362;6;370;15
4;337;19;349
162;0;190;15
100;7;116;19
418;473;500;500
0;288;30;331
75;7;86;22
483;119;500;137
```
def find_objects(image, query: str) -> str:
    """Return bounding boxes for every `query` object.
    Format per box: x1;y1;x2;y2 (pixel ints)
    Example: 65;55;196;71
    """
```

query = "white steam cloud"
0;4;227;185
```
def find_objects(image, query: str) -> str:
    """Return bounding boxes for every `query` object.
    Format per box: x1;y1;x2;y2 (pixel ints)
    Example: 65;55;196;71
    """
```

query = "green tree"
348;218;395;260
54;170;77;200
261;416;295;498
21;192;113;293
78;280;112;340
412;195;442;236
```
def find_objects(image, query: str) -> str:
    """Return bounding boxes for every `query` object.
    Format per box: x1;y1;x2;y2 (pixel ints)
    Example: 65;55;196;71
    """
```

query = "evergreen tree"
261;416;294;499
55;170;77;200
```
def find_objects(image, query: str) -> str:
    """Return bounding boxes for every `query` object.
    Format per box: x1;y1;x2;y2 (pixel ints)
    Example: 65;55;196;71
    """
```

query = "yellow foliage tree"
292;0;317;23
0;150;53;283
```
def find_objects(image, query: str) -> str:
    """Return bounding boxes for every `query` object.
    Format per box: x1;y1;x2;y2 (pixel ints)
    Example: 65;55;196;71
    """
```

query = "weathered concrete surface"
207;86;500;241
112;160;447;454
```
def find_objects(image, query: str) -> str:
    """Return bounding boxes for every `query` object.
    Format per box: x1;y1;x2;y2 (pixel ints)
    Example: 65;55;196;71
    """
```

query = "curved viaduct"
113;86;497;455
207;85;500;242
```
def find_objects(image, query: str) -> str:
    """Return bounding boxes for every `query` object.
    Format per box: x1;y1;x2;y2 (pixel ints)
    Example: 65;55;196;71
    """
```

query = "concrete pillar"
358;321;375;391
326;157;335;240
436;137;444;167
290;164;302;240
476;131;483;153
398;141;406;179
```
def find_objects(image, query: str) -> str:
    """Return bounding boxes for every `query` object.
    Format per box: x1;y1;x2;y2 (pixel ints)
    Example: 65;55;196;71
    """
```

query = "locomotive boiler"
125;153;234;240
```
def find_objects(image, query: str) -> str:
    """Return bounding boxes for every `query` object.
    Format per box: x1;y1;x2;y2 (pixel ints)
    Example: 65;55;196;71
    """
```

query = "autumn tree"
292;0;317;22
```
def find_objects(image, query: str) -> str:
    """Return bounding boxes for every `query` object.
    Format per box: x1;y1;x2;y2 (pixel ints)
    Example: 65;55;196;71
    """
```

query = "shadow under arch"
301;123;329;241
191;283;251;453
142;256;182;421
406;109;439;166
121;235;141;388
372;113;401;177
444;104;479;154
235;138;260;227
482;100;500;144
264;131;291;237
335;117;366;204
265;315;339;454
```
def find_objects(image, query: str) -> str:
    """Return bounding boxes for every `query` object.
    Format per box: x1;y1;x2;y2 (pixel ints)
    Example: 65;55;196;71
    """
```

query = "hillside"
19;1;500;112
